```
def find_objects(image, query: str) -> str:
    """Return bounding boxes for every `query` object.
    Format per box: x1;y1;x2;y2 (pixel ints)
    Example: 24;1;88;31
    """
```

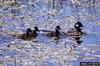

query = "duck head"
75;21;84;27
55;26;61;33
54;26;61;38
26;28;32;36
34;26;39;31
55;26;61;30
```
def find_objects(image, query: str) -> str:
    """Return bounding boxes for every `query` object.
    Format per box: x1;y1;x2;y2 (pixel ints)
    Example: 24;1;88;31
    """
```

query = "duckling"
46;26;61;40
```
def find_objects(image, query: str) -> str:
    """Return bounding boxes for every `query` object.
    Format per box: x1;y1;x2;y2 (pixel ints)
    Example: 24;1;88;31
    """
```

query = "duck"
63;28;81;37
46;26;61;40
17;28;33;40
13;27;39;40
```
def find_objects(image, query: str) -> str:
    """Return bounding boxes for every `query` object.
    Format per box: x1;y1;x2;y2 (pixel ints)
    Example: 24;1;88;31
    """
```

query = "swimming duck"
63;28;81;37
14;27;38;40
46;26;61;40
17;28;33;40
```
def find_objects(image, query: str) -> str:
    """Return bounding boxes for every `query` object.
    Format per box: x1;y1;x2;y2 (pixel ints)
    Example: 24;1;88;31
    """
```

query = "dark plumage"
34;26;39;31
46;26;61;39
31;26;39;38
74;36;81;40
74;21;84;34
26;28;32;36
16;27;38;40
17;33;31;40
31;30;37;39
47;29;60;37
76;40;83;44
74;21;84;28
64;28;81;37
55;26;61;30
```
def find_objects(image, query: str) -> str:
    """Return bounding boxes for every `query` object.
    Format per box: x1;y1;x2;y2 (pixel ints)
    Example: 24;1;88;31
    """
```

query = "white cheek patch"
76;24;79;27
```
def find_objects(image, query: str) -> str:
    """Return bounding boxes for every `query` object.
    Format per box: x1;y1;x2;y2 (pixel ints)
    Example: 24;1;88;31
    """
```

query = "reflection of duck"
46;26;61;40
76;40;83;44
13;27;39;40
74;36;83;45
74;36;81;40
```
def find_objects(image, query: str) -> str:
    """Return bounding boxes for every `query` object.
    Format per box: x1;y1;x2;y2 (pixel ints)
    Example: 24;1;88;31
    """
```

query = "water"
0;0;100;66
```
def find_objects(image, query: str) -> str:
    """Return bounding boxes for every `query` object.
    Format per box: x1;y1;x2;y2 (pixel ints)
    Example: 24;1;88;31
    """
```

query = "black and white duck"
63;21;85;37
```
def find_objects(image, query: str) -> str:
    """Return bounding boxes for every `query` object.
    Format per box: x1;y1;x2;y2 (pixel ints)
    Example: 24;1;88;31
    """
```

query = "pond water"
0;0;100;66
